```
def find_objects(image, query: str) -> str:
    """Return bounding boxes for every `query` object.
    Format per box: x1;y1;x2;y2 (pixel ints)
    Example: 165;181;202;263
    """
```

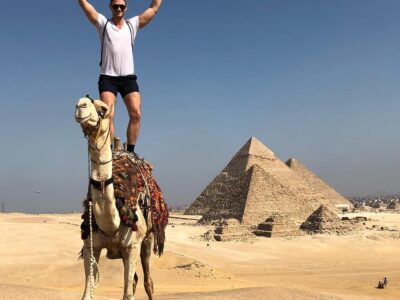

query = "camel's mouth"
75;114;91;124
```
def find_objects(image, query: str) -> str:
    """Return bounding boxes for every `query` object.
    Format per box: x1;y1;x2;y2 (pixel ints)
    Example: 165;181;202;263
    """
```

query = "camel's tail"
153;222;166;257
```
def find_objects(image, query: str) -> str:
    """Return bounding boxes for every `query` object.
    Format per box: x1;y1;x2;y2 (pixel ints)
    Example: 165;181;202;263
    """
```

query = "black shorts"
98;74;140;98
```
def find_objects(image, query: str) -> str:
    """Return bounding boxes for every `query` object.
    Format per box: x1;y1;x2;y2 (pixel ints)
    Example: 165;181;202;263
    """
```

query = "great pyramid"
185;137;338;225
285;158;351;207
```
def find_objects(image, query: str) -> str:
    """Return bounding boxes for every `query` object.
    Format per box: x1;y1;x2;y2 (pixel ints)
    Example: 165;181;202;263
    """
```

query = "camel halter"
85;117;112;164
83;96;114;192
84;126;114;197
84;95;112;159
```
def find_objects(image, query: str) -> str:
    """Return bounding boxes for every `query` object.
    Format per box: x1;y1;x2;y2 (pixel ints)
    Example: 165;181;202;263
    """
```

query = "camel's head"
75;97;113;135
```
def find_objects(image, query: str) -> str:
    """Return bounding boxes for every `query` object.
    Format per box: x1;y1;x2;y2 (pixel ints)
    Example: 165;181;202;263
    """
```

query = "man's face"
110;0;127;18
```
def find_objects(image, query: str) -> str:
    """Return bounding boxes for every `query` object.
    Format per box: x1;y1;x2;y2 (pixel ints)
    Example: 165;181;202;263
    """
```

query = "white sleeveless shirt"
96;14;139;76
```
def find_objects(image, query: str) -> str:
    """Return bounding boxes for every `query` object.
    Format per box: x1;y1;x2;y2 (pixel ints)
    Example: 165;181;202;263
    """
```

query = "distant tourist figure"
78;0;163;154
383;277;388;286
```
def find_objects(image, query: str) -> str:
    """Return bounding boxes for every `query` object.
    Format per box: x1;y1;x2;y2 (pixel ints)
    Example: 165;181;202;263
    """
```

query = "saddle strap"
90;176;114;193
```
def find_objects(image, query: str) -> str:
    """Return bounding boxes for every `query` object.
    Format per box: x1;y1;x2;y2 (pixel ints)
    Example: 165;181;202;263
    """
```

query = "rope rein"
88;201;100;298
86;138;100;299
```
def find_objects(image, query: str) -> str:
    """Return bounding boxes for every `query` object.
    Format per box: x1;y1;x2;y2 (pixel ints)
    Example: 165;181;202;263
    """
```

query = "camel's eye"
76;103;88;109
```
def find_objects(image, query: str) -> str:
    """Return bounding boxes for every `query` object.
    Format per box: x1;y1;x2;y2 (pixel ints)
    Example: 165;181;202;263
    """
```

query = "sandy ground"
1;211;400;300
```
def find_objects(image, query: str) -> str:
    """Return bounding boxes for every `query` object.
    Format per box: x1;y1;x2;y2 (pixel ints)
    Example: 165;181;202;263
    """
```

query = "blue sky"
1;0;400;213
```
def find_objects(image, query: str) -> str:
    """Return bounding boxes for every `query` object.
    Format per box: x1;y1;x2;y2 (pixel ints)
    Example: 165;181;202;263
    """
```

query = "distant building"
334;204;351;212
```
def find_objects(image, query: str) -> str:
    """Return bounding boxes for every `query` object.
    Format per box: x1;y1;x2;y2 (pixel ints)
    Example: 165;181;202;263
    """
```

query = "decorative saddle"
81;150;169;255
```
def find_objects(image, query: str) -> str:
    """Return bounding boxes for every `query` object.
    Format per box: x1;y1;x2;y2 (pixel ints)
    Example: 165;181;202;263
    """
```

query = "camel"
75;96;154;300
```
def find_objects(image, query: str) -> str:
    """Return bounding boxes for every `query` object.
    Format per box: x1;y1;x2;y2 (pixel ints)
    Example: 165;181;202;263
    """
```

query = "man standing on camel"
78;0;163;154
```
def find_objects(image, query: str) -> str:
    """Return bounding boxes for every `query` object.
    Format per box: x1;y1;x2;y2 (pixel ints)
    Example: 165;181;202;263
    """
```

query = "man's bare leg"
124;92;141;152
100;91;117;145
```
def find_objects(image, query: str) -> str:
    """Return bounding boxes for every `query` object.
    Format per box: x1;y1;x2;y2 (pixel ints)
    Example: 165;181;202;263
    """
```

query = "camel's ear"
93;100;110;118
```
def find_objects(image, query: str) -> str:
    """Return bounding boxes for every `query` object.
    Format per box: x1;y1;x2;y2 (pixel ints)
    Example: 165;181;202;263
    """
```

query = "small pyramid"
254;213;301;238
213;219;253;241
286;158;352;207
300;204;350;234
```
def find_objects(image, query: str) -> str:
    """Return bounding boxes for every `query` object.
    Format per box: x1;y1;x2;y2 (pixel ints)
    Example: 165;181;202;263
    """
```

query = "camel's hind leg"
141;235;154;300
131;235;153;299
82;246;101;300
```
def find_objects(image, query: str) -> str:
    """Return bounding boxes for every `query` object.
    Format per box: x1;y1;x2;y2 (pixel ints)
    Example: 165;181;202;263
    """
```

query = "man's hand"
139;0;163;28
78;0;99;25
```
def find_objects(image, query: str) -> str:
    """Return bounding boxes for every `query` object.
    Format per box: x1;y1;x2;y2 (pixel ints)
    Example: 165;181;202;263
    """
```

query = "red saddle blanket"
81;150;169;255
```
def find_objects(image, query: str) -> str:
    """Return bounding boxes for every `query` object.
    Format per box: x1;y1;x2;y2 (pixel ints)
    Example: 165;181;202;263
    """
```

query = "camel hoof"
144;281;154;299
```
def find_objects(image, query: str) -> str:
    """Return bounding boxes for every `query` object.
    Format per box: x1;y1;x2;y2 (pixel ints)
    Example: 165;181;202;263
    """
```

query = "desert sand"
1;212;400;300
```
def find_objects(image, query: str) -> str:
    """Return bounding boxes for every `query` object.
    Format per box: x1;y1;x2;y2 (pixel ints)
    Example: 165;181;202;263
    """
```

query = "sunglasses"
112;4;126;11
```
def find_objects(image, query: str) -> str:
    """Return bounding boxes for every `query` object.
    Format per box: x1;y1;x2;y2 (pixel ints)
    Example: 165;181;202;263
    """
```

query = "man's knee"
100;92;116;120
128;108;141;123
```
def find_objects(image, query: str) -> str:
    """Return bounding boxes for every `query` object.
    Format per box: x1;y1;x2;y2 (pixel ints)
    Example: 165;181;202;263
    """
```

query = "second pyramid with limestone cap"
286;158;351;207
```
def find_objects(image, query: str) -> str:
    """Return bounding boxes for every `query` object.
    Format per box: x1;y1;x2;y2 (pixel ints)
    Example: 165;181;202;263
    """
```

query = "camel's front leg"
82;246;101;300
122;243;141;300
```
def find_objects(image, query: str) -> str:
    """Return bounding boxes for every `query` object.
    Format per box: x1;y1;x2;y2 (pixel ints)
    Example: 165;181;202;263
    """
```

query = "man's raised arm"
78;0;99;25
139;0;163;29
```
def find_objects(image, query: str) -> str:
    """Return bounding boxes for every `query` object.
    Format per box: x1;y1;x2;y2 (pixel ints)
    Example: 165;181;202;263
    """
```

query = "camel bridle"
79;96;114;195
81;96;113;166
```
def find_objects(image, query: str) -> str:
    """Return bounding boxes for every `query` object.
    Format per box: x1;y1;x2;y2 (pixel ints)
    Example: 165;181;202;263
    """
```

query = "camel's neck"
89;133;120;234
90;143;112;181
